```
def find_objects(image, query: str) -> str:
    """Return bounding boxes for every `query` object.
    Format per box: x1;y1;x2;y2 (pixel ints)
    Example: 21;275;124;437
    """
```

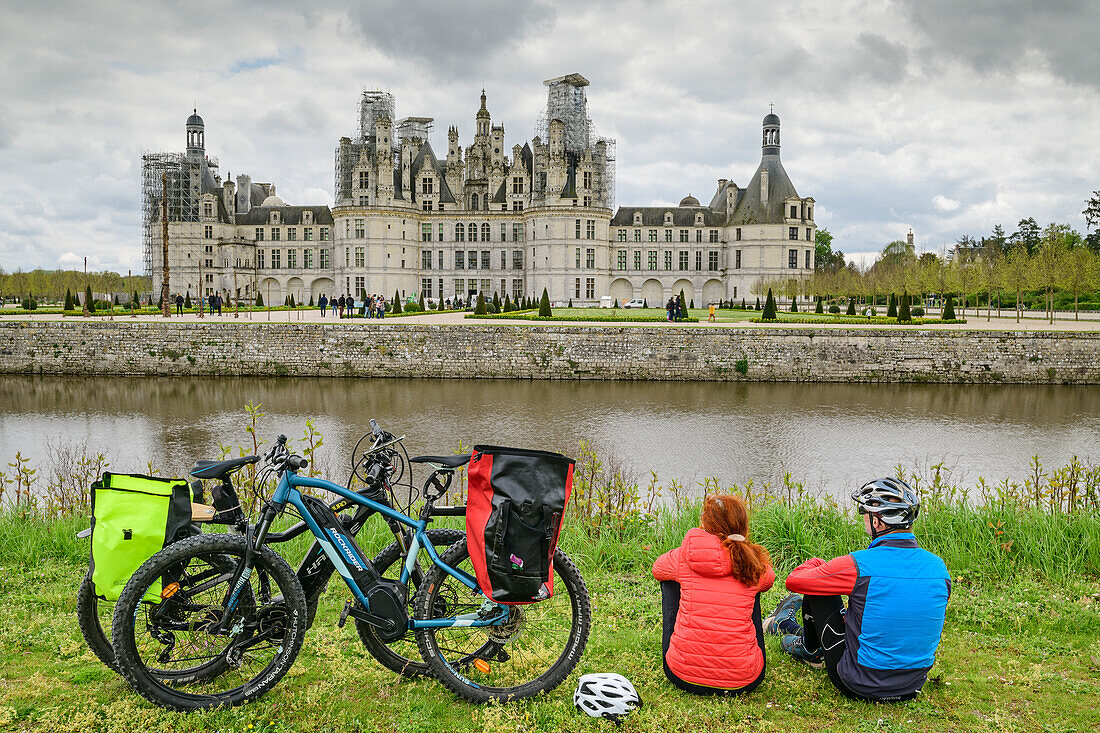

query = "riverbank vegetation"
1;416;1098;731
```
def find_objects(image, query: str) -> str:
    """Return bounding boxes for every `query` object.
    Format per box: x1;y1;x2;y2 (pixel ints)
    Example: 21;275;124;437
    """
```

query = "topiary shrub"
741;298;747;309
942;294;956;320
829;304;841;314
256;292;264;306
642;298;649;309
568;298;573;308
309;295;315;307
539;288;552;317
86;286;96;313
475;293;488;315
419;292;426;311
845;298;856;316
755;297;761;310
887;293;898;318
487;302;499;314
911;306;925;317
184;292;192;309
392;289;402;314
503;295;512;312
690;298;695;308
815;296;824;314
898;291;912;322
762;288;778;320
64;289;74;310
790;295;798;313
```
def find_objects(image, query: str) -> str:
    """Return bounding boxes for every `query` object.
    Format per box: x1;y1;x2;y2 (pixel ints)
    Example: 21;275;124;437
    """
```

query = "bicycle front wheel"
413;538;591;703
111;533;307;711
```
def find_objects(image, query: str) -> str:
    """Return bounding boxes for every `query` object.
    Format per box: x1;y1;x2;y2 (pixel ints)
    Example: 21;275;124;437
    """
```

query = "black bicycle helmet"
851;477;920;530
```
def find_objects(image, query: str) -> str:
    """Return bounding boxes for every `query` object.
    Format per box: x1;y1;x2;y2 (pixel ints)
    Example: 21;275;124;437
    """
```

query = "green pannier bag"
90;472;197;602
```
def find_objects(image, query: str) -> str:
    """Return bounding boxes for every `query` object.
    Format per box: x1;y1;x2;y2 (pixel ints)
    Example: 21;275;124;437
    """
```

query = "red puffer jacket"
652;528;776;689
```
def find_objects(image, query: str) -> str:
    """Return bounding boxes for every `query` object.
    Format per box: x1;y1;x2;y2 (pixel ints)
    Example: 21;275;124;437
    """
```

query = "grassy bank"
2;426;1099;731
2;493;1099;732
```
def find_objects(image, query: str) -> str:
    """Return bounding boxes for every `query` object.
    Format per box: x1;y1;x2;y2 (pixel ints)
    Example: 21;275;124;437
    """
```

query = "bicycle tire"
355;527;465;677
112;533;308;711
414;538;591;703
77;570;118;672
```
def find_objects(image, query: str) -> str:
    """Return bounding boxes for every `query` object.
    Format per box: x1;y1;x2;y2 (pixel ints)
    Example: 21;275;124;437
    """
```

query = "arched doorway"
641;279;663;307
311;277;335;302
259;277;281;305
609;278;633;305
702;279;725;305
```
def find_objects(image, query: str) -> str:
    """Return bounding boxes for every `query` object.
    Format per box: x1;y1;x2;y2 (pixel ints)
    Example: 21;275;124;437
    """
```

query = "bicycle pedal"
338;599;353;628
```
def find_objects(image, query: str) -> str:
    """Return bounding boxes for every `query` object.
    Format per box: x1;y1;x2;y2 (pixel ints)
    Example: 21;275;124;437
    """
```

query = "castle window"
634;251;642;269
633;212;642;226
271;249;281;268
320;249;330;268
806;228;812;241
709;230;719;243
789;227;798;240
501;251;507;270
355;219;365;238
586;248;595;268
271;227;280;241
586;278;595;299
664;229;673;242
512;177;524;194
355;247;365;267
204;202;213;218
736;228;742;241
679;229;689;242
586;220;596;240
648;251;657;270
583;196;592;207
422;277;433;298
468;250;477;269
359;171;369;189
633;229;641;242
468;223;478;242
575;278;581;298
790;205;798;219
512;201;524;211
456;223;465;242
806;250;812;269
481;223;491;241
439;223;444;241
258;250;265;268
287;249;297;268
735;250;742;269
575;247;581;268
304;249;313;269
320;227;329;241
617;229;627;242
575;220;581;239
697;251;703;271
696;230;703;242
648;230;657;242
304;210;313;225
788;249;798;269
421;223;433;242
481;251;491;269
513;250;524;269
288;228;297;241
422;250;433;269
304;227;313;241
678;251;688;270
709;251;719;271
664;251;672;270
583;171;592;189
255;228;264;241
501;223;507;242
422;200;433;211
471;193;479;209
455;251;465;269
422;178;434;195
617;250;627;269
204;225;212;239
513;223;524;242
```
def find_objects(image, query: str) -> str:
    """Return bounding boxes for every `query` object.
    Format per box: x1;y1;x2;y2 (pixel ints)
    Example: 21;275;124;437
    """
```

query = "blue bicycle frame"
268;470;508;630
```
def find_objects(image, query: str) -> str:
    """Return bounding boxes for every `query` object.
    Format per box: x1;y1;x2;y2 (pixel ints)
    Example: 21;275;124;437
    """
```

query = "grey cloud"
346;0;555;74
896;0;1100;88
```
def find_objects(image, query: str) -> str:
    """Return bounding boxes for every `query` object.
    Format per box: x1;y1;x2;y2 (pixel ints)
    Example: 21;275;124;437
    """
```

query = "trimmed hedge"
466;313;700;323
750;316;968;325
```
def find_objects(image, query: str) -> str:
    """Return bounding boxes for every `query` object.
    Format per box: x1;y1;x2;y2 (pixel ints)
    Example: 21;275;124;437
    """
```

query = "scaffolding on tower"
141;151;201;278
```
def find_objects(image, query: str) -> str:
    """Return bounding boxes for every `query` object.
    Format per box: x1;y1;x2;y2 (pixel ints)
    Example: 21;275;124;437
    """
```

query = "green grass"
1;497;1098;731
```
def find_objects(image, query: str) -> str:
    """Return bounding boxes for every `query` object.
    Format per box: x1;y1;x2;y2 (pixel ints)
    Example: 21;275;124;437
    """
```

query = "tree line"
0;268;151;304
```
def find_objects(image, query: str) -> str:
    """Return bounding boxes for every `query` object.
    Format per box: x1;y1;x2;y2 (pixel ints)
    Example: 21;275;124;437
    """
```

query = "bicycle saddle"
408;454;471;469
189;455;259;480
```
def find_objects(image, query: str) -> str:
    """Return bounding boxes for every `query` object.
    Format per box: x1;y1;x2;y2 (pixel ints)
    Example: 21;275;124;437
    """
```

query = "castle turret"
476;89;490;139
186;108;204;159
762;110;780;156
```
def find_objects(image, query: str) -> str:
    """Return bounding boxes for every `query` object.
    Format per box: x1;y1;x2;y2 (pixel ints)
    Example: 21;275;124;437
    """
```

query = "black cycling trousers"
801;594;918;703
660;580;766;696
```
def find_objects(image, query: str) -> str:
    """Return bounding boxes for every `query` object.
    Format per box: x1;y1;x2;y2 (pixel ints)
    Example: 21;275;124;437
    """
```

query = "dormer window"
421;177;434;195
664;212;673;226
633;212;642;226
790;205;798;219
304;210;313;225
358;171;369;189
695;213;704;226
270;211;280;225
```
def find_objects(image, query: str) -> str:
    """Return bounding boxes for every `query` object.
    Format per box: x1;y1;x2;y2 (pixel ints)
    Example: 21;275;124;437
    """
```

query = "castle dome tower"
186;108;205;157
762;109;780;157
476;89;490;139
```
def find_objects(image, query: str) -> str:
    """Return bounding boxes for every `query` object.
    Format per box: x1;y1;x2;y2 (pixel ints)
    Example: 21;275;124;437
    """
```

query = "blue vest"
838;533;951;697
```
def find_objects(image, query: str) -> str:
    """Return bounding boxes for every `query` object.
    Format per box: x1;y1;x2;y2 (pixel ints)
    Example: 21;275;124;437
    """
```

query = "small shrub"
391;289;403;314
911;306;925;317
762;288;778;320
539;288;552;317
64;289;74;311
898;291;912;322
887;293;898;318
829;304;841;314
943;294;956;320
790;296;798;313
475;293;488;315
255;292;264;306
734;358;748;375
845;298;856;316
184;292;192;309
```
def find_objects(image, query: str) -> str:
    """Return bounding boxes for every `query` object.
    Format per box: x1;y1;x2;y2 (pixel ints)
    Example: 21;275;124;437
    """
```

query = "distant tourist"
175;293;183;316
215;293;222;316
708;303;716;322
765;478;950;702
319;294;328;316
330;295;338;317
666;296;676;322
338;295;345;318
652;494;774;696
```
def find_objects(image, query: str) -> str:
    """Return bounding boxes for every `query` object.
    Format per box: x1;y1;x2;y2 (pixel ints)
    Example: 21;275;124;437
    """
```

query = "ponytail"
701;495;771;587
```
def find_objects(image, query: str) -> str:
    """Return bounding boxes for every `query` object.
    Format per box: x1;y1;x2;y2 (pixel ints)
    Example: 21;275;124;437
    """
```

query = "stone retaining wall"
1;321;1097;383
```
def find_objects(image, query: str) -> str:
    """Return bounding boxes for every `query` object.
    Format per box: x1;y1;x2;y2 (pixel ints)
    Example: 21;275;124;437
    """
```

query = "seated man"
765;478;950;702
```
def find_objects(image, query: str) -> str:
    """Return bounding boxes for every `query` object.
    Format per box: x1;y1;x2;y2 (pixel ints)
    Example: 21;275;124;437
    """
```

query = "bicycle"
110;420;591;710
79;437;460;680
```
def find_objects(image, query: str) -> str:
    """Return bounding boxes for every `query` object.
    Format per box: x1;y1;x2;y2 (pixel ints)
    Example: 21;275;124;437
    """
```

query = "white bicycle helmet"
574;673;642;722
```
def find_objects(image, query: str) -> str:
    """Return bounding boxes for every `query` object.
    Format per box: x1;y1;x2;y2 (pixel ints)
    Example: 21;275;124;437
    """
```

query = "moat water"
1;376;1098;495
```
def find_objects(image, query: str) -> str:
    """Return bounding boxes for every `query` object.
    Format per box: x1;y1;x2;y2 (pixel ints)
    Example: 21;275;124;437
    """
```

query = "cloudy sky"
1;0;1098;273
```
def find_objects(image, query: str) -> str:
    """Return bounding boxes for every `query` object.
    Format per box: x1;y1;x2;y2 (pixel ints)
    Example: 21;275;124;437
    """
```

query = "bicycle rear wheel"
413;538;591;703
111;533;307;711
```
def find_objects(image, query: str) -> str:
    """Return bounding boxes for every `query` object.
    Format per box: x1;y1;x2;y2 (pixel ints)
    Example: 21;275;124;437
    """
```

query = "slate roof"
491;178;508;204
610;206;723;227
409;141;457;204
726;155;800;226
234;206;334;226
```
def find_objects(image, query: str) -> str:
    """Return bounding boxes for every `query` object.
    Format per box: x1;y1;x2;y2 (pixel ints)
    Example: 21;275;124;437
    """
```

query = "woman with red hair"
652;494;775;695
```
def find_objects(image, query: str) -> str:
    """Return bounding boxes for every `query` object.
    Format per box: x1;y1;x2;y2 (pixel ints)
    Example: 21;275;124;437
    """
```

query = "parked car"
622;298;646;309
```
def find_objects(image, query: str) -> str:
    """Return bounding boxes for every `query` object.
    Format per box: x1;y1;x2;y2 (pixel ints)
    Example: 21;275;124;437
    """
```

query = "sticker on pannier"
89;472;197;602
466;445;574;605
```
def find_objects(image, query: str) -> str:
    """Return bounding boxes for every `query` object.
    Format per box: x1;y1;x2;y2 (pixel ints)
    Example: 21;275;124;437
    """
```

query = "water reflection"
1;376;1097;493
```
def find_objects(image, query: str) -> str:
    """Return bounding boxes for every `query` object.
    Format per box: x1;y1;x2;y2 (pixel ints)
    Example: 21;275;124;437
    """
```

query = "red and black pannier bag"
466;445;575;605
